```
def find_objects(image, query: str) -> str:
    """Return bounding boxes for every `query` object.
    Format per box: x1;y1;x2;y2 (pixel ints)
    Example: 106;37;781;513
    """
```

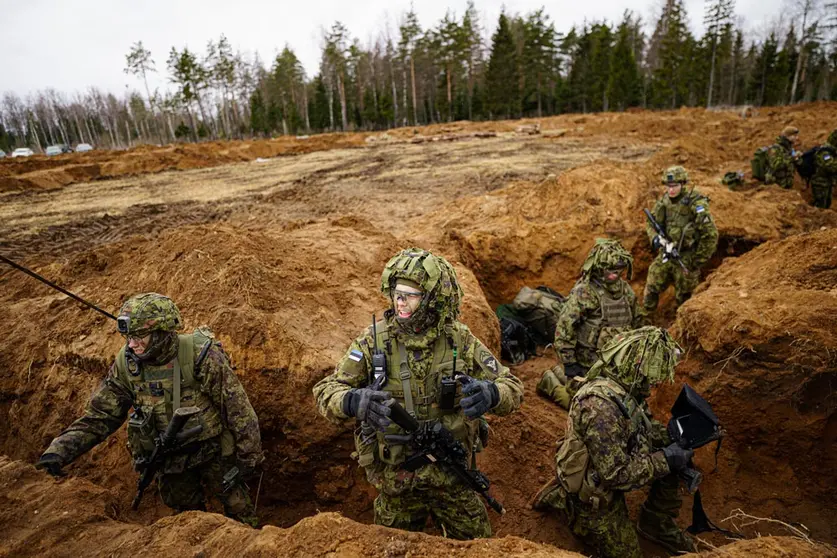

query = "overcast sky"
1;0;786;99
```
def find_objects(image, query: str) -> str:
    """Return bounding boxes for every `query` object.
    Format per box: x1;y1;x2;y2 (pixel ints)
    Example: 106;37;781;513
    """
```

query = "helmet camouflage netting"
598;326;681;388
118;293;182;337
581;238;634;280
381;248;463;331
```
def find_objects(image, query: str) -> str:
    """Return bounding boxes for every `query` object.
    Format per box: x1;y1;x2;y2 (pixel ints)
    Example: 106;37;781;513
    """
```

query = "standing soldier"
766;126;801;189
643;166;718;315
533;327;697;557
809;129;837;209
538;239;644;409
35;293;263;526
313;248;523;539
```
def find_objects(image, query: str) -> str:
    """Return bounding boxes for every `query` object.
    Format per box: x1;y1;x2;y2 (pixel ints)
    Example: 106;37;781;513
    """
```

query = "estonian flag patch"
349;349;364;362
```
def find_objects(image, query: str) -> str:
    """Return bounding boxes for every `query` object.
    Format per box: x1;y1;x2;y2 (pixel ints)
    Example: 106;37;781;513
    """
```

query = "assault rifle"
388;400;505;515
132;406;204;510
667;384;740;537
643;209;690;274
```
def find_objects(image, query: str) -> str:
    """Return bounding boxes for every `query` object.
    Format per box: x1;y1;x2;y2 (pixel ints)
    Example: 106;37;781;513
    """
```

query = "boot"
637;504;696;554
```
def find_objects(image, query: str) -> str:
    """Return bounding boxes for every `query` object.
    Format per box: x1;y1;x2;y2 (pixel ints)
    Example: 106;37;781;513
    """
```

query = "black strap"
688;490;743;538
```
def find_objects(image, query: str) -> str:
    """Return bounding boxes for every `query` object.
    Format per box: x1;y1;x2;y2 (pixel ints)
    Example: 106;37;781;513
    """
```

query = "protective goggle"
392;289;424;304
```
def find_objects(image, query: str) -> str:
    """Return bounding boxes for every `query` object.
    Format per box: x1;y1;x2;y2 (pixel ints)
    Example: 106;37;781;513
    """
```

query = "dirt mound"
0;133;368;192
2;457;831;558
412;161;837;307
643;228;837;543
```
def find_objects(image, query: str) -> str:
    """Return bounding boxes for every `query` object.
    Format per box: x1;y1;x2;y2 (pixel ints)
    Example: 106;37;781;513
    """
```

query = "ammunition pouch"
127;409;156;464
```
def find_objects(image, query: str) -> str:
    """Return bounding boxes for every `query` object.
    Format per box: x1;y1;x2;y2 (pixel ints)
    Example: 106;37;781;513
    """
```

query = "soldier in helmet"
533;327;696;557
313;248;523;539
643;166;718;315
809;129;837;209
766;126;801;189
537;239;645;409
35;293;263;526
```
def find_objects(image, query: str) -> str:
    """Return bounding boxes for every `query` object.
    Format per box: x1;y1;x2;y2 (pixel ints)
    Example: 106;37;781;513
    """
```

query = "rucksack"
497;315;538;365
510;286;565;346
750;146;771;181
797;146;836;181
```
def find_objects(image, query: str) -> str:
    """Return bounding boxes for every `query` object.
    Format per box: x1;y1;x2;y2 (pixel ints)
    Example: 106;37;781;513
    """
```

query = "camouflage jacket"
811;145;837;190
569;377;670;494
554;278;645;369
645;187;719;270
766;136;798;189
313;316;523;493
44;344;263;473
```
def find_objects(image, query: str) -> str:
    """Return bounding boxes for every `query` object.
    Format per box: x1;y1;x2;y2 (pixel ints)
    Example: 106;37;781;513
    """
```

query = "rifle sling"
396;342;415;416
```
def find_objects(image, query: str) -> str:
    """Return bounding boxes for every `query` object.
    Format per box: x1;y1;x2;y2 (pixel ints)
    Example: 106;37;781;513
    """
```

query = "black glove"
460;379;500;419
651;235;663;251
343;388;394;431
35;453;66;478
663;442;694;472
667;417;681;444
564;362;586;379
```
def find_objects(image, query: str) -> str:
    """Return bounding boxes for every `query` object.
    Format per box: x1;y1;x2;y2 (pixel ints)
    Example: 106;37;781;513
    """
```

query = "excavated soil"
1;103;836;556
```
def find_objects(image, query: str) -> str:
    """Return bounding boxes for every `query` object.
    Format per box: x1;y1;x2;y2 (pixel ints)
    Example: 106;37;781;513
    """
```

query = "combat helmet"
596;326;681;395
581;238;633;280
661;166;689;185
118;293;182;363
381;248;463;333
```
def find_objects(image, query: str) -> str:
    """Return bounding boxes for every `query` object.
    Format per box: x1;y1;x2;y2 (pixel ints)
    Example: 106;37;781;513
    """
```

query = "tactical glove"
663;443;694;472
344;388;394;431
35;453;67;478
460;379;500;418
652;235;663;251
564;362;586;379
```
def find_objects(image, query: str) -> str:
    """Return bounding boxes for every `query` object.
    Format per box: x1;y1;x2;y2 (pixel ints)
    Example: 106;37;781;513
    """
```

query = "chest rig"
369;320;479;467
662;191;700;252
116;332;228;453
576;281;633;350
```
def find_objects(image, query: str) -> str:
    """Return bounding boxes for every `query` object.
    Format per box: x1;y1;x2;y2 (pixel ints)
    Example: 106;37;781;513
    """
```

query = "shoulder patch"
348;349;363;362
479;348;499;374
695;205;705;213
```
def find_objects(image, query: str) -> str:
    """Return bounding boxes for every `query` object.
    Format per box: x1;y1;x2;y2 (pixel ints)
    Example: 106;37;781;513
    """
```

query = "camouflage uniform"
538;239;644;409
765;135;798;190
810;131;837;209
643;168;718;313
534;327;695;558
313;249;523;540
39;294;263;526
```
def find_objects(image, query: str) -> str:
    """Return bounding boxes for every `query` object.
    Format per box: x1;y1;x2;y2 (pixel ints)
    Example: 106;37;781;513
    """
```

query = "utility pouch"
353;423;377;468
127;408;156;461
439;376;457;410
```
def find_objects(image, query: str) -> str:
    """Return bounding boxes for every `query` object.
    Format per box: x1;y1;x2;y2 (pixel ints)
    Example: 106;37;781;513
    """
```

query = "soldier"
809;129;837;209
537;239;644;409
766;126;801;189
643;166;718;315
313;248;523;539
35;293;263;526
533;327;696;557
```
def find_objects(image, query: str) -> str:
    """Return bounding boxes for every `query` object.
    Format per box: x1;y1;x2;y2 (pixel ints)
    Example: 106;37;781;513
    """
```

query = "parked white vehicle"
11;147;35;157
0;149;6;158
75;143;94;153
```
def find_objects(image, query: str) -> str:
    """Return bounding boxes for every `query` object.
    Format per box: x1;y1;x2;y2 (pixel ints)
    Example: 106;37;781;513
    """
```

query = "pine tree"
608;15;642;110
650;0;693;108
704;0;736;106
486;13;521;118
522;9;558;117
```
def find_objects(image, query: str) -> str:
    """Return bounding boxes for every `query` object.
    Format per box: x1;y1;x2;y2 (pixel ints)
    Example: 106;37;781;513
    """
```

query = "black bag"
497;315;537;365
797;146;836;181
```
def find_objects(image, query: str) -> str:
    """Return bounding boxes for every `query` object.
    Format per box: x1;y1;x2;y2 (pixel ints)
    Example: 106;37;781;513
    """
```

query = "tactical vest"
662;191;703;253
554;377;653;509
367;320;479;467
116;331;233;460
576;282;633;351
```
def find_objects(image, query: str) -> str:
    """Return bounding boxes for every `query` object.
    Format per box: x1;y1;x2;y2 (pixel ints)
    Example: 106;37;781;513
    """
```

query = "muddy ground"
1;103;836;557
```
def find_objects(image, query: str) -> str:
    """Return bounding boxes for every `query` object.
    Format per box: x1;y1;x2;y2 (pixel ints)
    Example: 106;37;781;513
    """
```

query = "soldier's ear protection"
117;316;130;334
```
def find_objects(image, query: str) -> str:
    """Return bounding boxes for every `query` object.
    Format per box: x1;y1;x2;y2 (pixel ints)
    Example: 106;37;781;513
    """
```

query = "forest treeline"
1;0;836;152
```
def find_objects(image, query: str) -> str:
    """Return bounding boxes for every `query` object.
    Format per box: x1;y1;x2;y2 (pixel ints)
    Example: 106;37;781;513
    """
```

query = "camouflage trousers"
537;365;586;410
811;181;833;209
565;473;688;558
643;257;701;312
158;457;258;527
373;482;491;540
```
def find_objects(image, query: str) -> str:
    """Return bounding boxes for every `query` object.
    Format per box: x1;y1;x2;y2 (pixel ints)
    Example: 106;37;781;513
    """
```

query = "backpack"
497;314;538;365
750;146;770;181
510;286;565;346
797;146;836;182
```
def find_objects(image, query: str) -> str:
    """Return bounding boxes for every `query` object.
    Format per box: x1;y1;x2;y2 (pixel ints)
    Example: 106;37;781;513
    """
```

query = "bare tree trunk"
410;57;418;125
402;66;408;126
337;72;348;130
790;2;811;104
707;35;718;107
327;79;335;130
445;64;452;122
